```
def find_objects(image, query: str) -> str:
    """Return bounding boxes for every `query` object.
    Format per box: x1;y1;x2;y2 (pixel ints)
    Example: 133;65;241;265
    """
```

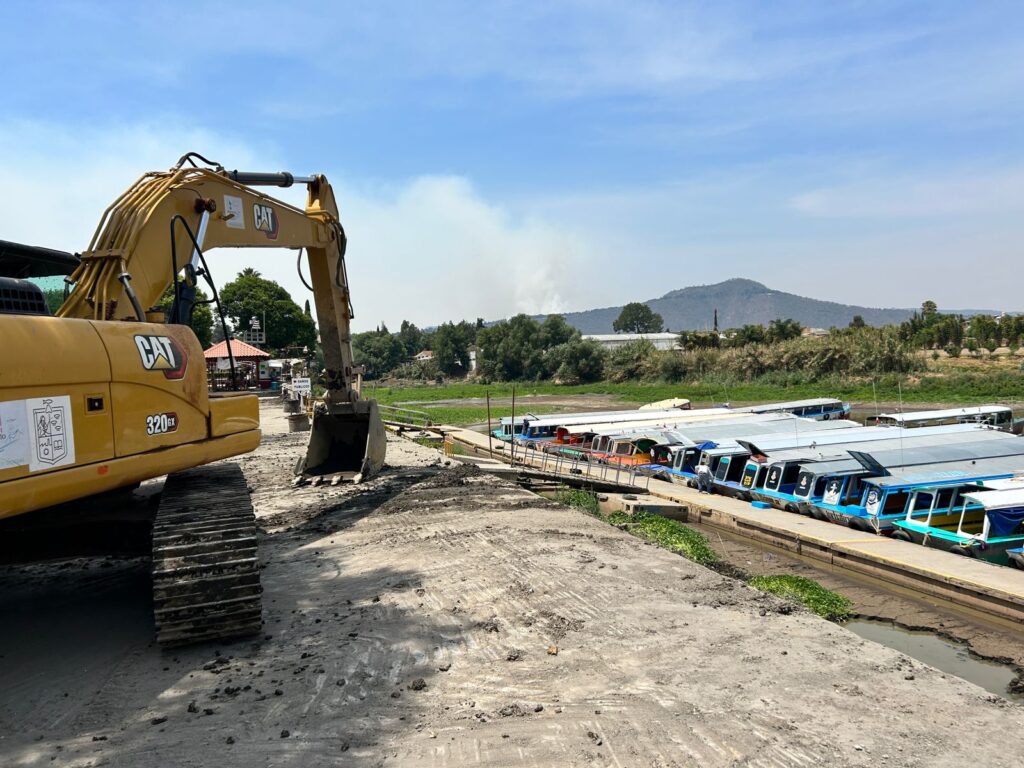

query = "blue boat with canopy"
891;486;1024;564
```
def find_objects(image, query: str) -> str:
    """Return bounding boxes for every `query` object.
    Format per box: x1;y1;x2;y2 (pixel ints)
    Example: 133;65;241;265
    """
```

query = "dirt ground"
2;400;1024;767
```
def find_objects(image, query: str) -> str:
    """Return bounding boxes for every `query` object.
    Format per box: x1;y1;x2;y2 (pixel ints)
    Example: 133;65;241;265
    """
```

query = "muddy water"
845;619;1021;699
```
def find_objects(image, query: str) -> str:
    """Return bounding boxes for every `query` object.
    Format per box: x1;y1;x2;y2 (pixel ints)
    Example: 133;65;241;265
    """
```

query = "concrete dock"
441;426;1024;626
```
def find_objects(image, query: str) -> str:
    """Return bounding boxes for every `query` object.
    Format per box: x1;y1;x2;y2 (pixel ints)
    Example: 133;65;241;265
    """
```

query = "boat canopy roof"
974;477;1024;491
963;487;1024;509
699;422;867;458
739;398;845;413
759;424;998;468
647;417;824;446
849;433;1024;468
523;407;731;430
610;432;665;445
863;455;1024;490
556;410;758;436
875;405;1011;423
700;441;745;458
797;432;1020;478
571;412;795;438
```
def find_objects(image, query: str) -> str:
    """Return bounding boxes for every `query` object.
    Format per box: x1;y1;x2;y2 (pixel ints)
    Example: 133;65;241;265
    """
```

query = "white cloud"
0;121;602;331
334;176;594;329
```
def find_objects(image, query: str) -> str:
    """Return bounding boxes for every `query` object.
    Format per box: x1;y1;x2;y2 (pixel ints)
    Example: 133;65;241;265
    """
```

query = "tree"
766;318;802;343
303;299;312;317
432;322;471;375
539;314;578;347
156;285;215;348
677;330;720;349
398;320;425;356
612;302;663;334
849;315;866;329
545;339;606;384
39;288;65;314
728;324;766;347
351;329;406;379
219;268;317;356
922;300;938;316
477;314;556;381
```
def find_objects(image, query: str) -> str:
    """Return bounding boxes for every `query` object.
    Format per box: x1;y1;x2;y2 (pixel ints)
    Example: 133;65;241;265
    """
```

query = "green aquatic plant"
607;511;719;565
749;575;852;621
554;487;600;515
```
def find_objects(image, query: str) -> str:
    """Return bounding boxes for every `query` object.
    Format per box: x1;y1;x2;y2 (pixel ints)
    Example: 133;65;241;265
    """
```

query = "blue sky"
2;1;1023;329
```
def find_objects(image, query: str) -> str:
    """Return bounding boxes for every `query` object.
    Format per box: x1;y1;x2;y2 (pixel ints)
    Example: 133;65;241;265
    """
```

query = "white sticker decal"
824;481;842;506
0;399;30;470
27;396;75;472
224;195;245;229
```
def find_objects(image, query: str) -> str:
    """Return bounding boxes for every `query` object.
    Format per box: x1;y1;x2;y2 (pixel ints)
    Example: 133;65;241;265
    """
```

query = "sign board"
292;377;312;395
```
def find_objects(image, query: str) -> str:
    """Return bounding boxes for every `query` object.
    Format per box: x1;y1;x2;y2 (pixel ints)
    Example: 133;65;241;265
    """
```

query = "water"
845;619;1021;699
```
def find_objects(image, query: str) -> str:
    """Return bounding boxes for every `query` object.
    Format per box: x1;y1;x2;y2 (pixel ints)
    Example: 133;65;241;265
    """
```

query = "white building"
583;332;680;352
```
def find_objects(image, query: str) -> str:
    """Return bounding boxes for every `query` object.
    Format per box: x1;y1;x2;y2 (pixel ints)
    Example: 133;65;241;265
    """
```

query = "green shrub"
606;339;659;382
748;575;852;621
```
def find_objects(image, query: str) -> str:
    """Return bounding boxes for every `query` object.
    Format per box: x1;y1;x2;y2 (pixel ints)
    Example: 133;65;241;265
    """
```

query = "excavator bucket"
295;399;387;483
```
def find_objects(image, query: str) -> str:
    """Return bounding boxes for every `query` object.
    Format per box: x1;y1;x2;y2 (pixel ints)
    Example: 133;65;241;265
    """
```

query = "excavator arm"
58;159;360;402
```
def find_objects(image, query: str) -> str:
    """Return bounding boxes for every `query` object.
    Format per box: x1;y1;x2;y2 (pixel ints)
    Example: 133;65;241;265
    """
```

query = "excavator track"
151;463;262;647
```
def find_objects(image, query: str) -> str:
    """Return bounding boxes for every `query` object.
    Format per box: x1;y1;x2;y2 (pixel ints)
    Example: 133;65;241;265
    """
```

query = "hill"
544;279;996;333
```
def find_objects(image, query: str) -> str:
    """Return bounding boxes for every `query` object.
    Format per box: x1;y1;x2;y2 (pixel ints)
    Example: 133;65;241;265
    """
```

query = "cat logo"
253;203;279;240
134;335;188;380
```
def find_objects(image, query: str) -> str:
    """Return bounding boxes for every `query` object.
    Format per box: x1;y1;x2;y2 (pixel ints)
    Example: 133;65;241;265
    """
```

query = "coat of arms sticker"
27;395;75;472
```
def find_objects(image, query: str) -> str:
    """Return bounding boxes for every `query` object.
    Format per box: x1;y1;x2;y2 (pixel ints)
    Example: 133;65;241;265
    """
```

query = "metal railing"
509;443;653;491
378;403;434;428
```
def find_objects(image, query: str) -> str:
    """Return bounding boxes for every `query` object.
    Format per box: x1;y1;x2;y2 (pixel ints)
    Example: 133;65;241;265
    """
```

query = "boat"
512;407;736;448
732;398;851;421
513;397;850;448
866;405;1015;432
638;398;691;411
891;486;1024;564
493;406;674;442
817;452;1024;533
793;430;1017;518
660;420;861;495
745;424;998;512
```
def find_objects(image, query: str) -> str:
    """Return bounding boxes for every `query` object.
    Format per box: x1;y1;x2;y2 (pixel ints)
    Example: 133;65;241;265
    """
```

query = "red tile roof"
203;339;271;359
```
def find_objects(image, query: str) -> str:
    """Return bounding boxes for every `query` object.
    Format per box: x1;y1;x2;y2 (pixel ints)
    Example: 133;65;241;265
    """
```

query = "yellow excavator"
0;153;386;645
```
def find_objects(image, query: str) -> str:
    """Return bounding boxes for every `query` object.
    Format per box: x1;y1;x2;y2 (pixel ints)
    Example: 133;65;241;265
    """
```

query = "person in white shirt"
695;462;713;494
